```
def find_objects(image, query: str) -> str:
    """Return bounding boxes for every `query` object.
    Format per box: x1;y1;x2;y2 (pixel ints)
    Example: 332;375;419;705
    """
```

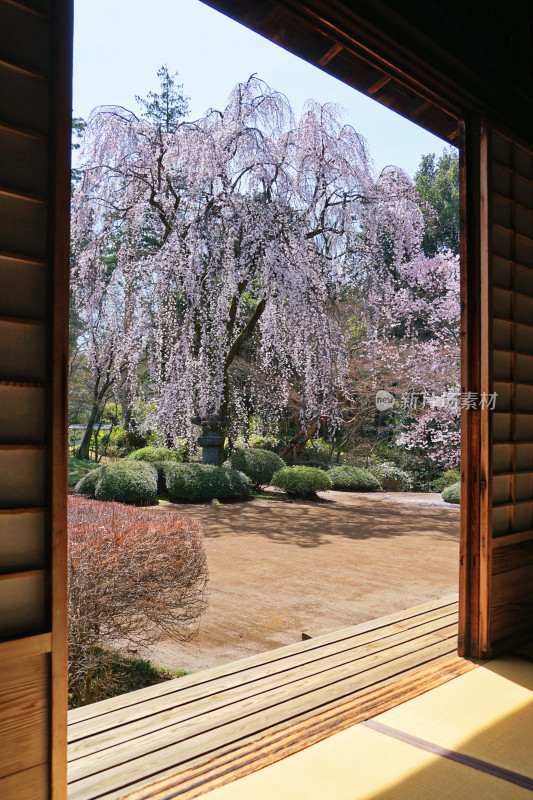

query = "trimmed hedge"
271;466;332;498
125;446;183;463
166;463;251;502
76;461;158;504
328;466;381;492
225;448;285;488
442;482;460;504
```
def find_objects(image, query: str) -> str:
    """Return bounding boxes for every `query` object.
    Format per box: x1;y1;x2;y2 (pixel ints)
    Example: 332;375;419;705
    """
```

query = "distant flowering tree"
72;76;424;445
364;250;461;469
70;67;190;455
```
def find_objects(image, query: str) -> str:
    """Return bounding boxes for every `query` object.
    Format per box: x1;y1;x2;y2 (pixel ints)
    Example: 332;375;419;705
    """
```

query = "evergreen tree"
414;146;459;257
136;64;189;132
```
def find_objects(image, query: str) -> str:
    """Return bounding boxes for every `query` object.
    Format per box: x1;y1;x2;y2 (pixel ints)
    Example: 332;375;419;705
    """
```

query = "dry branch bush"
68;495;208;706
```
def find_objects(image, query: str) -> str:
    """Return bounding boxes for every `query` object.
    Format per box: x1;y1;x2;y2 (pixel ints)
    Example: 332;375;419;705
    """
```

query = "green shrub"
225;448;285;488
271;466;332;498
95;461;158;504
367;460;413;492
304;438;334;463
432;470;461;493
285;458;330;471
249;434;280;452
126;446;183;463
442;482;460;504
328;466;381;492
167;463;251;502
76;461;157;504
75;465;104;498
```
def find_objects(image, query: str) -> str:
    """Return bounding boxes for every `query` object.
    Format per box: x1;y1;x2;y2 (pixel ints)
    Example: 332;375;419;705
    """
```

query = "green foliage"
357;441;443;492
68;457;99;486
76;461;158;504
287;459;330;471
367;460;413;492
75;466;103;498
68;650;190;709
414;147;459;257
442;482;460;504
98;423;129;460
328;466;381;492
432;470;461;493
126;446;183;463
271;466;332;498
225;448;285;488
304;438;335;463
95;462;157;503
166;463;251;502
249;434;280;451
136;64;189;133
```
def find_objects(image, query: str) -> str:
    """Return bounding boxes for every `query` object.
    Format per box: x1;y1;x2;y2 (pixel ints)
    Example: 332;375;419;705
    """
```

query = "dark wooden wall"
487;129;533;652
0;0;71;797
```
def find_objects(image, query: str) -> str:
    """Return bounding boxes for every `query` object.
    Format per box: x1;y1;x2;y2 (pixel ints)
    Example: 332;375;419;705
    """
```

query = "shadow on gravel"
163;493;460;549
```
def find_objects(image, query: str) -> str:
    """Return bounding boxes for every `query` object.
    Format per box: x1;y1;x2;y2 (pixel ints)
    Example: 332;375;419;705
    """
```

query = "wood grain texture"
68;595;458;726
68;618;459;758
67;600;459;800
478;120;493;656
113;657;478;800
459;117;484;657
0;653;49;778
489;132;533;653
0;507;45;571
0;632;51;660
0;763;48;800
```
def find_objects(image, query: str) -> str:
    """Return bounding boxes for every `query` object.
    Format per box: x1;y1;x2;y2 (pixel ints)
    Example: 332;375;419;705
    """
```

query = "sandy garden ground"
142;491;460;673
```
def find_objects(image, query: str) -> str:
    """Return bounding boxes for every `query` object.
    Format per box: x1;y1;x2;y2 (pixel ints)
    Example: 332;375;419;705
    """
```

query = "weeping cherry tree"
72;76;424;445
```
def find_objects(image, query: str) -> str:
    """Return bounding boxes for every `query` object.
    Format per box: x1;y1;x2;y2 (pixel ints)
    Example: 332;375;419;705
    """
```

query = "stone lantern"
191;412;228;466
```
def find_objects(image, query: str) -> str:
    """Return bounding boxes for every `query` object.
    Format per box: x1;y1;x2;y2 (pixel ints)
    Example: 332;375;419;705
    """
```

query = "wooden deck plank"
121;656;478;800
68;594;459;727
69;628;457;774
67;599;459;800
68;609;458;745
68;595;458;725
68;617;458;759
68;639;457;800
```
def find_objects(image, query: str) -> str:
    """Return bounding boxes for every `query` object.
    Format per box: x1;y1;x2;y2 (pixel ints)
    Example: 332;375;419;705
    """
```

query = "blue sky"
73;0;450;179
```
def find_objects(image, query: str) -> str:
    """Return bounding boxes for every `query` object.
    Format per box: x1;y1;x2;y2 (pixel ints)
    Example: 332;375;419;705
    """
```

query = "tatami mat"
200;722;530;799
201;657;533;800
372;656;533;779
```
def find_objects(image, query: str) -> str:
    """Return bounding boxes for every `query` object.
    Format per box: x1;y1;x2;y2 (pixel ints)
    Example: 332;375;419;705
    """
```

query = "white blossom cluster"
71;77;427;443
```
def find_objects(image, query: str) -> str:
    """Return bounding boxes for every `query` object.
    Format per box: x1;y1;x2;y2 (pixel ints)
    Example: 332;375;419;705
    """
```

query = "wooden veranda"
67;597;467;800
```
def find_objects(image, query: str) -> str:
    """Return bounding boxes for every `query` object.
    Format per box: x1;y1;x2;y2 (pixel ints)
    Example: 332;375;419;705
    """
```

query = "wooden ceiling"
200;1;533;147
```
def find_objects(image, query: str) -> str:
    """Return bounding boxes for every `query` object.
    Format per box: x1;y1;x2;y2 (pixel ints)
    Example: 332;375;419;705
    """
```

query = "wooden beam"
316;42;343;67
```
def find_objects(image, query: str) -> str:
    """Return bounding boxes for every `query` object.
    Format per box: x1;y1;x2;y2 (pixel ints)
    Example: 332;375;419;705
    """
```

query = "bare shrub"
68;496;208;706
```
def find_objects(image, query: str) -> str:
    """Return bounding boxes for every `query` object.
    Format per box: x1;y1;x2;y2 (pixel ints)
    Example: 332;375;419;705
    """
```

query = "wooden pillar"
460;116;533;657
0;0;72;797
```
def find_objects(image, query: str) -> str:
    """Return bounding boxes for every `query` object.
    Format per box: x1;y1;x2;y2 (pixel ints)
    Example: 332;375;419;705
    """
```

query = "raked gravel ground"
141;490;460;673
